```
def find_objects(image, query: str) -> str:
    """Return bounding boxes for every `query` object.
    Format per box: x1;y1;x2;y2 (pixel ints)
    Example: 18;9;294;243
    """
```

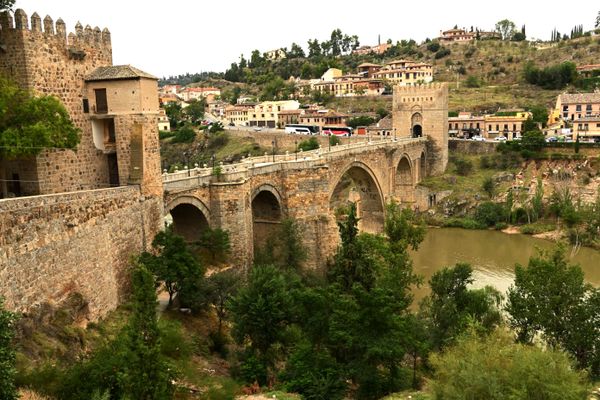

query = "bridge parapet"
163;136;427;190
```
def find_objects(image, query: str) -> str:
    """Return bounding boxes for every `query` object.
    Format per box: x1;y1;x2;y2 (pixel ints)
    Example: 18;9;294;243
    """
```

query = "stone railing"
162;136;426;189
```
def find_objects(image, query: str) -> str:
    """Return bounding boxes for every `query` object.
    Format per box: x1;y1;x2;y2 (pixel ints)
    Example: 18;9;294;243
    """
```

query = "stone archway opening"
395;156;414;204
252;189;283;251
412;124;423;138
330;164;384;234
411;112;423;138
169;203;209;243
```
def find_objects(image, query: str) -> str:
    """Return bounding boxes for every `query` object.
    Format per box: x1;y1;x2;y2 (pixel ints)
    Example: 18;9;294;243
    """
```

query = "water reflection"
409;228;600;304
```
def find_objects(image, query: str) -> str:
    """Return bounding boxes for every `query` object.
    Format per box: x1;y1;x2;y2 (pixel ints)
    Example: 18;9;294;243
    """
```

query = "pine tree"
122;263;174;400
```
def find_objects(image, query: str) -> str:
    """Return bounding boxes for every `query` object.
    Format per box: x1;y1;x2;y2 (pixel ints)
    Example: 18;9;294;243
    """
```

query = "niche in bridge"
395;157;414;204
169;203;209;243
252;189;283;252
330;165;384;234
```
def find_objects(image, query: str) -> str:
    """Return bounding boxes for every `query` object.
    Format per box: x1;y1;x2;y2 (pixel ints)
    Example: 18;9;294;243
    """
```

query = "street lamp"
393;127;397;141
271;140;275;162
328;130;331;152
211;154;216;169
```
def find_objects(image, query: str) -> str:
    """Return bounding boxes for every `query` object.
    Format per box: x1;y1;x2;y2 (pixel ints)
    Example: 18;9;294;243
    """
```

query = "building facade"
439;28;474;43
248;100;300;128
555;92;600;121
448;111;531;139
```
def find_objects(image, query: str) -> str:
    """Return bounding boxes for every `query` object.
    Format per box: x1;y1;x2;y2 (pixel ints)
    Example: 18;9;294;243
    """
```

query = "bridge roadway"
162;136;430;269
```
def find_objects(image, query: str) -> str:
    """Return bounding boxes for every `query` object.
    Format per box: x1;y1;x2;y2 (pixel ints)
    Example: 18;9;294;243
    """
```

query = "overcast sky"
13;0;600;78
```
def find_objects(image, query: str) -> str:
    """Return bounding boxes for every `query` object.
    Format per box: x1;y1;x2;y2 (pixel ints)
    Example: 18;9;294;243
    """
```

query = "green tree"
171;124;196;143
229;264;293;383
474;201;507;227
521;129;545;152
495;19;516;40
205;268;240;349
429;329;588;400
420;263;503;350
506;246;600;376
288;42;306;58
163;102;183;129
122;262;174;400
184;98;205;124
0;298;17;400
196;227;231;264
0;77;80;196
0;0;14;11
596;11;600;29
346;115;376;129
140;228;205;308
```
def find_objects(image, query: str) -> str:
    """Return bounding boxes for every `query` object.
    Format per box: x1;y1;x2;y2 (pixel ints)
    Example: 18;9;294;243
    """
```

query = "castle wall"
0;186;162;320
0;10;114;195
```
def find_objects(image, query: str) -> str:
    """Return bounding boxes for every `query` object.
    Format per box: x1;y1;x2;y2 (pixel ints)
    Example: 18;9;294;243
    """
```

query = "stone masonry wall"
0;186;162;320
0;10;114;195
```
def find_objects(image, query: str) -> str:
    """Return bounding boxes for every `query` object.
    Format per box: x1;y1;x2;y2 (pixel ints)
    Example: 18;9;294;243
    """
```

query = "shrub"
171;125;196;143
465;75;481;88
329;135;341;146
208;132;229;149
474;202;507;227
426;41;441;52
482;177;495;198
158;130;175;140
430;330;588;400
435;48;451;59
453;157;473;176
298;137;319;151
442;217;485;230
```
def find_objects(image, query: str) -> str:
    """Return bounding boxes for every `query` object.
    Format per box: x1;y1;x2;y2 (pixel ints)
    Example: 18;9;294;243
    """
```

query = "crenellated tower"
0;9;161;198
392;83;448;175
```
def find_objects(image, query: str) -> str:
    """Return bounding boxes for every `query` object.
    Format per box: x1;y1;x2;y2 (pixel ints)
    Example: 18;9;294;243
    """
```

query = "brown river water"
409;227;600;304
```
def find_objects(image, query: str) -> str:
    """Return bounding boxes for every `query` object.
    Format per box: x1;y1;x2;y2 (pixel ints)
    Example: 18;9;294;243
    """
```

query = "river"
409;228;600;304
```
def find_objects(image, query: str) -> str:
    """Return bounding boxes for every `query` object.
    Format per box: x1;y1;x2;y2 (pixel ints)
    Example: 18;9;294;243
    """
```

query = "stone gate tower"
0;9;162;198
392;83;448;175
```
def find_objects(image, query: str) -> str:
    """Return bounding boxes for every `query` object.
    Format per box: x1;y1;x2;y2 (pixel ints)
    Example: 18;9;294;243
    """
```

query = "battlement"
0;9;111;49
393;82;448;95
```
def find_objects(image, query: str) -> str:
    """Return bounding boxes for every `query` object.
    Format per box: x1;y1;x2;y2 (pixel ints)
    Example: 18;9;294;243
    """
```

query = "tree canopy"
0;77;79;159
495;19;516;40
0;0;14;11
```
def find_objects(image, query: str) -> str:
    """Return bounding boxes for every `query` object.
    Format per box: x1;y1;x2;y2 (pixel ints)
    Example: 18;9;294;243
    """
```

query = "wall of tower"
392;83;449;175
0;10;114;194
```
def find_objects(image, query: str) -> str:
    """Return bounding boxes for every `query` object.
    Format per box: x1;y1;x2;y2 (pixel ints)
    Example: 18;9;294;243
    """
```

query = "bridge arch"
251;184;284;251
395;154;414;204
330;161;385;234
165;196;210;242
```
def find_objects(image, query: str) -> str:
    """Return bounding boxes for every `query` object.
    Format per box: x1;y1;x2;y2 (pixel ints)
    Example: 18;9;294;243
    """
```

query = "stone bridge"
163;136;432;269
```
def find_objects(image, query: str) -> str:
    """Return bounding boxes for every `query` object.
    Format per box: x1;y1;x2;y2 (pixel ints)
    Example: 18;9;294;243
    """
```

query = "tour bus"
322;126;353;137
284;124;319;135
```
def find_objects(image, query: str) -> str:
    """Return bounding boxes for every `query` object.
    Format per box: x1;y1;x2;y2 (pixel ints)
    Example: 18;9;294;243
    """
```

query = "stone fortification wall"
0;186;162;320
449;139;498;155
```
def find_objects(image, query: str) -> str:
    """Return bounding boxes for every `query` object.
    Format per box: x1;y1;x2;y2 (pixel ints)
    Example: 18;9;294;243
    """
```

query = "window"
94;88;108;113
576;105;582;111
82;98;89;113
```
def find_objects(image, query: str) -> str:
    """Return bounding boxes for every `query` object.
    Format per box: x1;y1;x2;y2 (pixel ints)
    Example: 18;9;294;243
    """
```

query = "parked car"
472;135;485;141
494;136;507;142
545;136;558;143
253;127;263;132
